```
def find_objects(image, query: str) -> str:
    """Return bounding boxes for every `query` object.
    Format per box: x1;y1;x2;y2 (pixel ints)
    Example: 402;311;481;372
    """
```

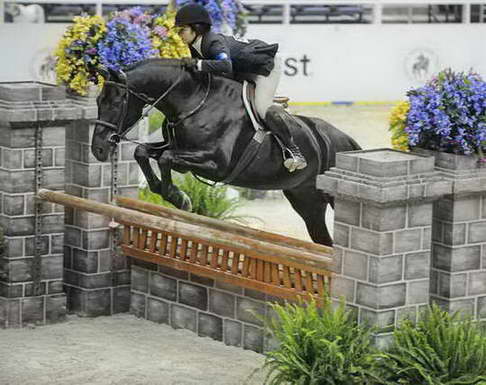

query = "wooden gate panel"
38;189;334;302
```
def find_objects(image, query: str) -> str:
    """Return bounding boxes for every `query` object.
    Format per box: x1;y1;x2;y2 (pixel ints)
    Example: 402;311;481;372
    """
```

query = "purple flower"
406;69;486;156
153;25;168;39
98;16;157;71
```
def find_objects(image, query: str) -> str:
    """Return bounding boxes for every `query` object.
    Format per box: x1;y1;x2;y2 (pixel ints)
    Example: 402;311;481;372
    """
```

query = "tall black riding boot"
264;105;307;172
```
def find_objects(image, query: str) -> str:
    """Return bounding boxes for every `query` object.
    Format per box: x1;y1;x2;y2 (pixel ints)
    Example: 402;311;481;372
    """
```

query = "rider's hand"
181;57;198;71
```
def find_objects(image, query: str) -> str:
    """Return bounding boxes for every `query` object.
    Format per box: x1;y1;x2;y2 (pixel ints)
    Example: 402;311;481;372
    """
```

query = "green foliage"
380;304;486;385
263;298;382;385
234;187;267;200
139;185;169;206
148;110;165;134
139;173;248;222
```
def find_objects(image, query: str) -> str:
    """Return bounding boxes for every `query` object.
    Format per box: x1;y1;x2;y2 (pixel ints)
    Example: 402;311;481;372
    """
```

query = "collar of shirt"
192;35;203;57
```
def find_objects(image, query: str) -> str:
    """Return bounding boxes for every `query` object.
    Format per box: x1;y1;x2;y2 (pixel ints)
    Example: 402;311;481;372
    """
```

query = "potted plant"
389;69;486;168
54;1;247;96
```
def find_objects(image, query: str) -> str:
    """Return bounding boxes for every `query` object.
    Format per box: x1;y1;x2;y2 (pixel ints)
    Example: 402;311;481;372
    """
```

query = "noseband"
94;69;185;145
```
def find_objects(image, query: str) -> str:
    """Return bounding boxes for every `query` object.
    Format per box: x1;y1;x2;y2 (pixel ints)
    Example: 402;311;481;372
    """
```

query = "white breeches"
253;54;282;119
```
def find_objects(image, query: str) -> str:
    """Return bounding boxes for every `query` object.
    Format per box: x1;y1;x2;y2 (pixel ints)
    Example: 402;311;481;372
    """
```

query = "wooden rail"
115;196;333;259
38;189;333;301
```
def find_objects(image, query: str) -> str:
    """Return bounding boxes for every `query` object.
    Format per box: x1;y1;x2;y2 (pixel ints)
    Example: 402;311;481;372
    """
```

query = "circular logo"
405;48;439;83
30;48;57;84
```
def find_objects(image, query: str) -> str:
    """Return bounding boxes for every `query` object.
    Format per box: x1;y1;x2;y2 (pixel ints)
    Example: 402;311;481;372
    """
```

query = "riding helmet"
175;3;212;26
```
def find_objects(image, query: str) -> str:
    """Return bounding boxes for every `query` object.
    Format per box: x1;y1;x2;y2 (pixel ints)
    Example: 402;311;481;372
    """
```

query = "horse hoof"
179;192;192;212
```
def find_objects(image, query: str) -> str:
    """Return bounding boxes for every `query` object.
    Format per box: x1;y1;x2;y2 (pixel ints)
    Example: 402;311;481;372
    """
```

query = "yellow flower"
152;12;190;59
54;15;106;95
389;101;410;151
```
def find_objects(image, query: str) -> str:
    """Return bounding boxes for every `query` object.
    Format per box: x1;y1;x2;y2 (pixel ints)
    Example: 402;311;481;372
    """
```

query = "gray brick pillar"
318;149;451;346
417;149;486;319
63;88;140;316
0;82;80;327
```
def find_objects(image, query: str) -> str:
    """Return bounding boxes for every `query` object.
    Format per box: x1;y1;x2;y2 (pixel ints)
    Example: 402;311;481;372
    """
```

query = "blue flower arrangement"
97;15;157;71
406;69;486;156
220;0;238;31
55;3;246;94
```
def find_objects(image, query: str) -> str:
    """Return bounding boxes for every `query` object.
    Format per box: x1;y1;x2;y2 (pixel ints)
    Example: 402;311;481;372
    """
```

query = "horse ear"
108;68;119;82
107;68;127;84
118;70;128;84
98;65;110;80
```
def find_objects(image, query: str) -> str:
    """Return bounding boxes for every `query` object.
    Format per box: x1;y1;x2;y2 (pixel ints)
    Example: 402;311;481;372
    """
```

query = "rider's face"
178;25;196;45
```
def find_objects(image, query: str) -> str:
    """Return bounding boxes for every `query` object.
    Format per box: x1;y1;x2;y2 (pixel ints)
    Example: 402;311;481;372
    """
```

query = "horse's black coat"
92;58;361;246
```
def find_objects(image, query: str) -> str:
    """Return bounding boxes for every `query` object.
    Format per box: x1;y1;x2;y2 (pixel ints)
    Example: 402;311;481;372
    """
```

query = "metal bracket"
110;144;120;290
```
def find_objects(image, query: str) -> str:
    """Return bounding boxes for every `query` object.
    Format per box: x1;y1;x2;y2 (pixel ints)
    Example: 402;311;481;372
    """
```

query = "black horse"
91;58;361;246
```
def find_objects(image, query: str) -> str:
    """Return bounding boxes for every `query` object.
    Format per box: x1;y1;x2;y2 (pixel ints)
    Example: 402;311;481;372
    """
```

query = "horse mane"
124;58;182;72
124;57;211;85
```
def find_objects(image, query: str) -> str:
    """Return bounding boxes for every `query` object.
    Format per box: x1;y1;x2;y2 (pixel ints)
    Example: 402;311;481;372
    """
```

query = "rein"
95;68;212;152
166;73;211;148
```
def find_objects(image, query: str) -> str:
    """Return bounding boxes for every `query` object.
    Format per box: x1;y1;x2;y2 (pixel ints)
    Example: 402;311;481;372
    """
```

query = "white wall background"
247;23;486;102
1;22;485;102
0;24;68;84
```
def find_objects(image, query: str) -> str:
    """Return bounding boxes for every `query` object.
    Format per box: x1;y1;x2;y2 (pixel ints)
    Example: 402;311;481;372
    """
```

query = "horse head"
91;66;145;162
91;60;189;162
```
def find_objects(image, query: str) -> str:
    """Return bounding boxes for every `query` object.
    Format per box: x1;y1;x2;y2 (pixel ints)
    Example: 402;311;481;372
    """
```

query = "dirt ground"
0;105;393;385
0;314;267;385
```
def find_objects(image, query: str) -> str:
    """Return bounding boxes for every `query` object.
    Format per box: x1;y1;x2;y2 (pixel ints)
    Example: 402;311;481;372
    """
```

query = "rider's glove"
181;57;199;71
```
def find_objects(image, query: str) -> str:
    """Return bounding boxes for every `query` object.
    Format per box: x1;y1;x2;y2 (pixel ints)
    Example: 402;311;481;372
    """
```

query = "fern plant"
263;298;383;385
380;304;486;385
139;173;248;222
148;109;165;134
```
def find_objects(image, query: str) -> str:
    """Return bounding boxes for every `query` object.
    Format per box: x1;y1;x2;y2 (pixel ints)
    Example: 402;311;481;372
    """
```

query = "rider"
174;3;307;172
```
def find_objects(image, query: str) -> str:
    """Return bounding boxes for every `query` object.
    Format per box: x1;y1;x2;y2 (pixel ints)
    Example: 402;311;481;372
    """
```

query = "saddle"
242;81;289;132
221;82;320;184
241;81;305;167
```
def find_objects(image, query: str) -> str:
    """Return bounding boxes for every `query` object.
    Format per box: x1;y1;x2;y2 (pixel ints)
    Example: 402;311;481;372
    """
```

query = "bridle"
94;70;184;145
94;67;211;147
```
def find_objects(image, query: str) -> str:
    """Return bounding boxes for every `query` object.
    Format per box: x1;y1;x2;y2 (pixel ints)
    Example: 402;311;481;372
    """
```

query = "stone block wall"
318;149;452;346
418;149;486;319
2;81;484;352
130;261;279;353
63;91;140;317
0;82;80;327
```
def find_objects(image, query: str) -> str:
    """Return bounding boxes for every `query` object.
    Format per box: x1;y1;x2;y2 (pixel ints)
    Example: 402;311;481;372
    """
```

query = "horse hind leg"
283;187;333;246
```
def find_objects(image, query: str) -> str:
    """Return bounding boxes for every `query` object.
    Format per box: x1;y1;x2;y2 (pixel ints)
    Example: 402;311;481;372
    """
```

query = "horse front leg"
157;149;222;211
134;142;168;194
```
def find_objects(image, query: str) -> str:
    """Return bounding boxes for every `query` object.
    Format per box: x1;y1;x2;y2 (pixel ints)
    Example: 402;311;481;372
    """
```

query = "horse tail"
347;136;362;151
296;115;333;174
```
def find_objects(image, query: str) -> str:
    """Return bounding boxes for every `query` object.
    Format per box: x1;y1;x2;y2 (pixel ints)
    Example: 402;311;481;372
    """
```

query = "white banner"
247;23;486;102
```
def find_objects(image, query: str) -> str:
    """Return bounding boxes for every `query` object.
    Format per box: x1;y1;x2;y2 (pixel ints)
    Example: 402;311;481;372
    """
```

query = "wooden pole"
38;189;333;270
116;195;333;257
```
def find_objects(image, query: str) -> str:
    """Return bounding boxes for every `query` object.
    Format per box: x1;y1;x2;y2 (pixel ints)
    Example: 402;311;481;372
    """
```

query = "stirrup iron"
283;145;307;172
